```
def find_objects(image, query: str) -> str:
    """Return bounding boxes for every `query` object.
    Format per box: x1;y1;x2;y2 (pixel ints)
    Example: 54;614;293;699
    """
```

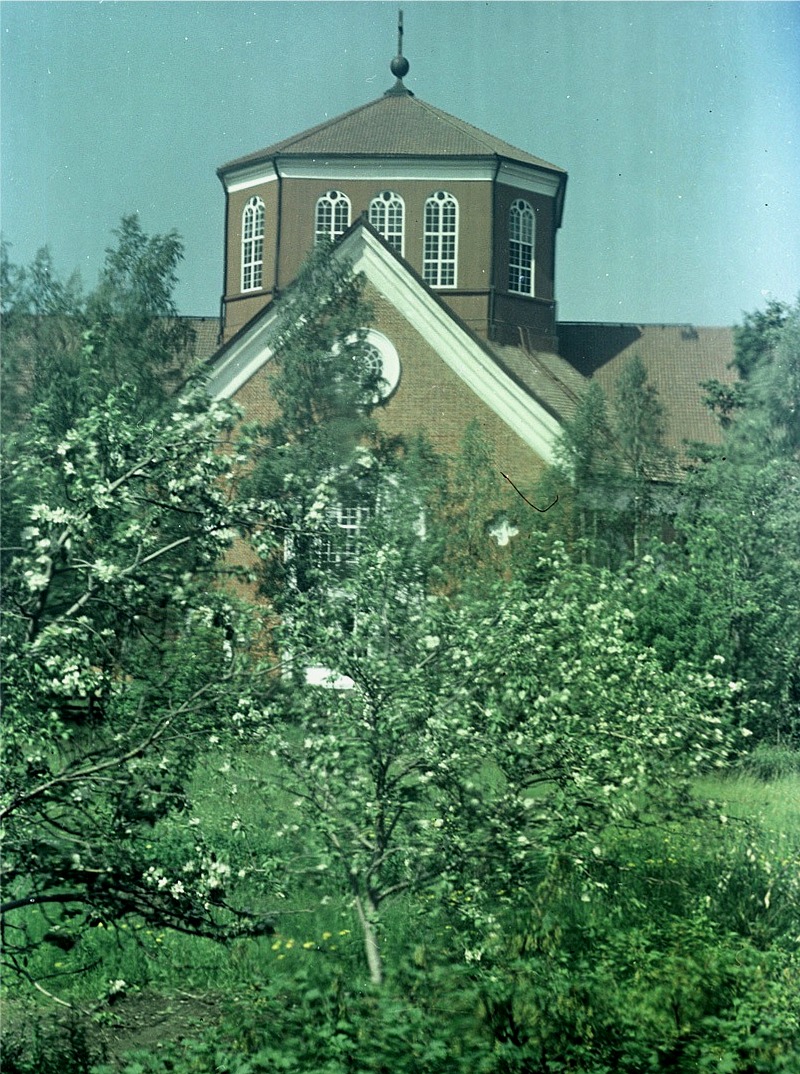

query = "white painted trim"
225;164;278;194
223;156;563;193
343;229;561;464
205;306;279;400
363;328;401;400
497;160;562;199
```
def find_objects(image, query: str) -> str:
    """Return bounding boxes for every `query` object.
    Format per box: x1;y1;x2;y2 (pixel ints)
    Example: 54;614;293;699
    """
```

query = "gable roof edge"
205;221;564;464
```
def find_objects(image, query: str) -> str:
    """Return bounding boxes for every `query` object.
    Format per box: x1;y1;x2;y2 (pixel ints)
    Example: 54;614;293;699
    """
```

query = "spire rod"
386;8;412;96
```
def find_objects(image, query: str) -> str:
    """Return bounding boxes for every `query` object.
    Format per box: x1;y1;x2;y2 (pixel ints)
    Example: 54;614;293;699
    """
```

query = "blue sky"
2;1;798;325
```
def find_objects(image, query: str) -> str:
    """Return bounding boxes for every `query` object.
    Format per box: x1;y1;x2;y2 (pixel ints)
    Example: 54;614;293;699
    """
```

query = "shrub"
738;743;800;781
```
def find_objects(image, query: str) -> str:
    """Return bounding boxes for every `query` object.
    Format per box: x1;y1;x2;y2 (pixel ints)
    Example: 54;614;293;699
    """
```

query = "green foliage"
1;216;197;437
242;243;401;607
550;358;674;566
552;379;625;565
732;298;791;380
738;744;800;782
1;1012;106;1074
83;214;197;413
674;300;800;742
1;385;277;981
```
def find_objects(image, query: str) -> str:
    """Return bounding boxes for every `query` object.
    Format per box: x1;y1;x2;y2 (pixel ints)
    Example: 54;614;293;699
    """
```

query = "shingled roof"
489;343;588;427
218;91;566;176
558;322;737;461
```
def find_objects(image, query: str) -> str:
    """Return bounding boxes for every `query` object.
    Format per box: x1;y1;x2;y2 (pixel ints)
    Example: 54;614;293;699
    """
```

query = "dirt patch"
1;990;225;1070
95;990;224;1063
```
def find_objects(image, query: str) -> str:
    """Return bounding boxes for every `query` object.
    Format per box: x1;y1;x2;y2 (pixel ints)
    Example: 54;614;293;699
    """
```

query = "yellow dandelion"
271;941;281;951
303;941;315;949
284;939;295;949
322;931;333;941
338;929;350;936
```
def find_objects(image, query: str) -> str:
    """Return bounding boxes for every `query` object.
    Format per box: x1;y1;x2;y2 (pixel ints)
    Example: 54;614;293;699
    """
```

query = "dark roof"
185;317;221;364
558;322;737;459
219;91;566;175
489;343;588;427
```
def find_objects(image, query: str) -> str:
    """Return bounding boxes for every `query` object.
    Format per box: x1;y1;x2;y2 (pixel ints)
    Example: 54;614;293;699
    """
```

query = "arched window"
359;328;401;401
315;190;351;244
423;191;458;287
369;191;405;255
241;196;265;292
508;199;535;295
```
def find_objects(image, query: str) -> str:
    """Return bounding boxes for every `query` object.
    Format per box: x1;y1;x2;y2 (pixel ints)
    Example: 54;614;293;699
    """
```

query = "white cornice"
497;160;562;199
207;226;562;463
222;155;561;197
224;164;278;194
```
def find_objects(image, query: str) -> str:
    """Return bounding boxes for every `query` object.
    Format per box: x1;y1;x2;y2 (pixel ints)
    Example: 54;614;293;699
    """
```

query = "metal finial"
386;8;411;94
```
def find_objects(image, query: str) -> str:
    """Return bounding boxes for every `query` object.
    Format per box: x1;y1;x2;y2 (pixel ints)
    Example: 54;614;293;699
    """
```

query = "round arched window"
361;329;401;401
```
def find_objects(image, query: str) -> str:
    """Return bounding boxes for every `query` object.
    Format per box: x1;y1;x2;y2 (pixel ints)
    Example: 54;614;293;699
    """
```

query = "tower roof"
218;91;566;178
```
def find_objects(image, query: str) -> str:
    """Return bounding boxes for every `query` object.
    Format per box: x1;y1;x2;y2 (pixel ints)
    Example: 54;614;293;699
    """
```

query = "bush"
0;1013;106;1074
738;743;800;781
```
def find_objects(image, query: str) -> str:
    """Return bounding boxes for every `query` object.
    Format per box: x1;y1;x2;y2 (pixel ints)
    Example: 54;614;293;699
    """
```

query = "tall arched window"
315;190;351;244
508;199;535;295
241;196;265;292
423;191;458;287
369;191;405;255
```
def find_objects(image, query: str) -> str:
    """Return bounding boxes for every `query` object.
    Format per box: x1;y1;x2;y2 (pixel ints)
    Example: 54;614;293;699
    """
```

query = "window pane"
242;197;265;292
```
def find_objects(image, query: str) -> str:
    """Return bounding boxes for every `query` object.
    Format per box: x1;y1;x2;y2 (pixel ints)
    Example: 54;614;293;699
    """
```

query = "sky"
2;1;799;325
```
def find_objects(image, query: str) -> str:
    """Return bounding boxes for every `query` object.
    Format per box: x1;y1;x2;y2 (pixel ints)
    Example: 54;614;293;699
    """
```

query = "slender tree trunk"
353;892;383;986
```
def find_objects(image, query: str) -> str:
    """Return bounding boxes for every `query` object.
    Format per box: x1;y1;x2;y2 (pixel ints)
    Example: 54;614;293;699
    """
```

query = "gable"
206;222;566;477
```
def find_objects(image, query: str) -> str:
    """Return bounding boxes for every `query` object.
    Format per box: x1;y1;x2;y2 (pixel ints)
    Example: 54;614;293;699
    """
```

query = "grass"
3;754;800;1071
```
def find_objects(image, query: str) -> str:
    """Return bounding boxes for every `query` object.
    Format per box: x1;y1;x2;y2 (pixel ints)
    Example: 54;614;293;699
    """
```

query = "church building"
204;39;737;491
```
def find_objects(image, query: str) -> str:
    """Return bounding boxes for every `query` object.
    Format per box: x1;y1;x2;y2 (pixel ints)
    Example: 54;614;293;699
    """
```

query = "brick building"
204;49;737;491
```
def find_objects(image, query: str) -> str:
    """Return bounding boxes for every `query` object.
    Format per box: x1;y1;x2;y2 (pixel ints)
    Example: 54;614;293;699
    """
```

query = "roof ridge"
412;97;502;156
411;97;565;172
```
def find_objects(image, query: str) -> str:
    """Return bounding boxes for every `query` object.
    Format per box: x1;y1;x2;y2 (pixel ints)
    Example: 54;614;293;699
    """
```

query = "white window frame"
315;502;371;572
423;191;458;288
241;195;265;292
368;190;405;256
343;328;401;402
508;198;535;296
315;190;351;244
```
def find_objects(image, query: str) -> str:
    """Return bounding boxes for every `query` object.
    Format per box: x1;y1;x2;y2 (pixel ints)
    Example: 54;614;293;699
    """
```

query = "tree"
0;384;284;989
1;219;288;992
242;242;394;608
552;380;622;565
261;486;463;986
610;356;675;562
633;299;800;742
1;241;86;433
549;361;673;567
1;216;197;439
731;298;791;380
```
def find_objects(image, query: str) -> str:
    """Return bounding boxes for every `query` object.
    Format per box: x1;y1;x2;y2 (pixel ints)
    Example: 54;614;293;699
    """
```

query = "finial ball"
390;54;410;79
